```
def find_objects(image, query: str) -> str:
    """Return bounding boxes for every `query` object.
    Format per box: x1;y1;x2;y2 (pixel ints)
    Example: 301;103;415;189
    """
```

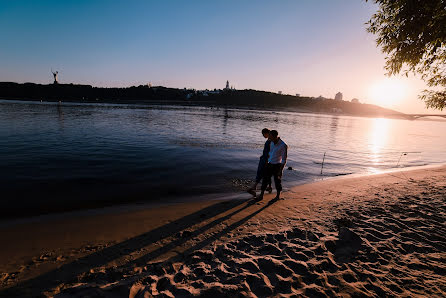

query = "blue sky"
0;0;436;113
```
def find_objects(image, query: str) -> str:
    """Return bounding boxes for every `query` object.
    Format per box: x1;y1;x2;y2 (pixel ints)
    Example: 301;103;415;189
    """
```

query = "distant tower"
51;69;59;84
335;92;343;101
225;80;229;89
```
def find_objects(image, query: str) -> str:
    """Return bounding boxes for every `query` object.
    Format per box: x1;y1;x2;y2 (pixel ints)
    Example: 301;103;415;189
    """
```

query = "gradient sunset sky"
0;0;440;113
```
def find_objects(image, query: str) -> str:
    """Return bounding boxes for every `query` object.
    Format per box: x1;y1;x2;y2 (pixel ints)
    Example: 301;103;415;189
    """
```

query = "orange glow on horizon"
368;78;408;108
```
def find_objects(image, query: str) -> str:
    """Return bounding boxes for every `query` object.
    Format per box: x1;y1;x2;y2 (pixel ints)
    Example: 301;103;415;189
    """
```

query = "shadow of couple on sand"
0;196;278;297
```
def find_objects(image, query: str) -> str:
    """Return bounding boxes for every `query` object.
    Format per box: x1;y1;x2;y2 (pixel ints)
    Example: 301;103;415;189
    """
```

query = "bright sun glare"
369;78;408;107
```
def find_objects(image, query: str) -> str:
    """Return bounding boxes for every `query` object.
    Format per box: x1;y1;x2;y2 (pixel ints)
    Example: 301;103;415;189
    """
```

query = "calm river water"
1;99;445;217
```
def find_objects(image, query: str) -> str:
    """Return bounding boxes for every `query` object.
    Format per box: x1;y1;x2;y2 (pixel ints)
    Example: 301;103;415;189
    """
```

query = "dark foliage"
367;0;446;110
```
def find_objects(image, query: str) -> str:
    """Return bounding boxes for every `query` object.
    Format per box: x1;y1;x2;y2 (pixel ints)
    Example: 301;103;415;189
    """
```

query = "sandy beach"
0;165;445;297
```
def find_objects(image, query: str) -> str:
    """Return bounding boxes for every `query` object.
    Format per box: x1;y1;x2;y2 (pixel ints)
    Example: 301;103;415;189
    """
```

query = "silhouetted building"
225;80;230;90
351;98;360;103
278;91;282;95
335;92;343;101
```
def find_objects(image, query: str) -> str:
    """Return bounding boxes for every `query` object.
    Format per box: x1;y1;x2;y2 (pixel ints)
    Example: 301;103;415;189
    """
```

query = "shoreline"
4;96;446;122
2;162;444;227
0;191;247;228
1;165;445;296
1;97;412;121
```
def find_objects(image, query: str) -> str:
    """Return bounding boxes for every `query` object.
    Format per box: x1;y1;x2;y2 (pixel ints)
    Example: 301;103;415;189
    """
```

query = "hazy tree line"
0;82;402;118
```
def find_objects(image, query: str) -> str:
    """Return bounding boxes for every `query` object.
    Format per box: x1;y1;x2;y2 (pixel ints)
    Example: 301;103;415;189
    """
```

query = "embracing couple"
248;128;287;201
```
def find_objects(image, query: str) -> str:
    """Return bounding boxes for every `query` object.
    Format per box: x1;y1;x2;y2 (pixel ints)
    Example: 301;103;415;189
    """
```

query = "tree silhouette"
367;0;446;110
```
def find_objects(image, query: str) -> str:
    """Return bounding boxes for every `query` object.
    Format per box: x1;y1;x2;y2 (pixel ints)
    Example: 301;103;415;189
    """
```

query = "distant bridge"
401;114;446;120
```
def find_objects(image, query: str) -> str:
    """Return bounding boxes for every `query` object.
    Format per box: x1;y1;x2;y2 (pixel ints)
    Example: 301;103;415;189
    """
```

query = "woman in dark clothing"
247;128;272;196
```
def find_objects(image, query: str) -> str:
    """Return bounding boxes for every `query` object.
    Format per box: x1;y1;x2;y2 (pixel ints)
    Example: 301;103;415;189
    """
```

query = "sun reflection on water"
368;118;390;173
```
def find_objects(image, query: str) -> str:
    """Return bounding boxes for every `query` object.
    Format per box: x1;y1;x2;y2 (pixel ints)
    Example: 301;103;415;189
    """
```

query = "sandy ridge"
1;166;445;297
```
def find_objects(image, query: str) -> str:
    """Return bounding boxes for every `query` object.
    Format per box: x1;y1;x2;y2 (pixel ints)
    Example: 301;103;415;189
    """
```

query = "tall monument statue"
51;69;59;84
225;80;229;89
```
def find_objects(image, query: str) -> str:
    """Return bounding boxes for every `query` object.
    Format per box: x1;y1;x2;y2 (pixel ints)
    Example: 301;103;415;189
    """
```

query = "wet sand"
1;166;445;297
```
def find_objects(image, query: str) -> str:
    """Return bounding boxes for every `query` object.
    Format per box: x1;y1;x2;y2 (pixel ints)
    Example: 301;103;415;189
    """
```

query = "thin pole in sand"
396;152;407;167
320;152;326;175
395;151;421;173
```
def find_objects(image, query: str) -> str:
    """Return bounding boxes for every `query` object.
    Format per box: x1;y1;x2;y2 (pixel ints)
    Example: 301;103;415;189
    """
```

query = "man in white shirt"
257;130;287;201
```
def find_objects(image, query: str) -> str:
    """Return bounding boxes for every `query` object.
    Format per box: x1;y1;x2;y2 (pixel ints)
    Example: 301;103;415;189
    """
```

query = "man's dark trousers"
261;163;282;192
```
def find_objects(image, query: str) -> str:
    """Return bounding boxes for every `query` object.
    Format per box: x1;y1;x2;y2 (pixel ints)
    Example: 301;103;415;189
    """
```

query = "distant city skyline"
0;0;442;114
